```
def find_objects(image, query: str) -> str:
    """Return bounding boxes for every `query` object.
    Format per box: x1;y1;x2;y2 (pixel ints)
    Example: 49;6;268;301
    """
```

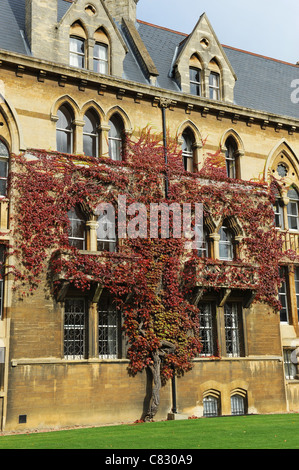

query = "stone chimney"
25;0;57;59
104;0;139;24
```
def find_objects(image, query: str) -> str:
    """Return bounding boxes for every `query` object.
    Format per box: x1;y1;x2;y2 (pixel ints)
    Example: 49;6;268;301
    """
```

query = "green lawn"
0;413;299;449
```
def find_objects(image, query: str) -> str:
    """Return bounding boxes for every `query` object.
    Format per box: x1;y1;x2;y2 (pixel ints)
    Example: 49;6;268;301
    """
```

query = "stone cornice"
0;49;299;133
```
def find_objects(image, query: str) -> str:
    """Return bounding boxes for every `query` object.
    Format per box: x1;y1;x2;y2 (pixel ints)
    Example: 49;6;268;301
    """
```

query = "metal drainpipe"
161;105;169;199
160;101;177;414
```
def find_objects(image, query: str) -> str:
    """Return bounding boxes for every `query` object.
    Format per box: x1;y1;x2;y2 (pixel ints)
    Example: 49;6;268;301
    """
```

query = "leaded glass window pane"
64;298;86;359
203;396;219;417
231;395;245;415
224;303;242;357
198;303;216;356
98;292;119;359
277;163;288;177
0;141;9;157
279;267;289;322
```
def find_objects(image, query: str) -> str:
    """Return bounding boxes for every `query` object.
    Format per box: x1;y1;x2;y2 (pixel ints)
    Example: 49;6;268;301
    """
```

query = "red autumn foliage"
7;127;285;400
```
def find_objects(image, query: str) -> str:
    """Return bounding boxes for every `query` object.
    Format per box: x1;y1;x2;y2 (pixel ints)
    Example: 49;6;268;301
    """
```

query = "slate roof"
2;0;299;120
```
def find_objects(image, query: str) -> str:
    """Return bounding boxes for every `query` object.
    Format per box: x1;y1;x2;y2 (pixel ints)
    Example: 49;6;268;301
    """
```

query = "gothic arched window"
189;54;202;96
0;139;9;197
208;59;221;100
287;186;299;230
69;22;86;69
56;104;74;154
94;28;109;74
83;109;100;158
219;222;234;261
231;394;246;415
67;206;86;250
182;128;195;172
108;114;124;161
225;137;238;178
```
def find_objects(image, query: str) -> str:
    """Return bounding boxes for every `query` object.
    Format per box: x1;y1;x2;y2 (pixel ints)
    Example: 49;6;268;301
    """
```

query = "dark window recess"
19;415;27;424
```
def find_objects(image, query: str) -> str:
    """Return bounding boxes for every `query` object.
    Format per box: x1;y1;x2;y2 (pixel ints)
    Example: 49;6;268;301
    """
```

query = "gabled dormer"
25;0;128;77
173;13;237;103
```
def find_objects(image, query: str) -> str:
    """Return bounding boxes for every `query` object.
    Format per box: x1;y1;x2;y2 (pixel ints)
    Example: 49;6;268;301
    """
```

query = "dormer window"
94;28;109;75
189;67;201;96
208;59;221;100
209;72;220;100
189;54;202;96
69;22;87;69
70;36;85;68
94;43;108;74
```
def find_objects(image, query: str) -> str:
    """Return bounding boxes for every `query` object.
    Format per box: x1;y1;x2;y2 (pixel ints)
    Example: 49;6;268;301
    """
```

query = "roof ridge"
223;44;299;68
136;19;188;37
137;19;298;68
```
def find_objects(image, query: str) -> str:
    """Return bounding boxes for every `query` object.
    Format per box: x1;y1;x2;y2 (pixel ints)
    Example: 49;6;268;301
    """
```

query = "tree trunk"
144;351;161;421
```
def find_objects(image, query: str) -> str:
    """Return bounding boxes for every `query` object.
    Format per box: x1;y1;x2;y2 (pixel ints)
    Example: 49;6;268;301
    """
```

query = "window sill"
11;357;130;367
193;355;282;363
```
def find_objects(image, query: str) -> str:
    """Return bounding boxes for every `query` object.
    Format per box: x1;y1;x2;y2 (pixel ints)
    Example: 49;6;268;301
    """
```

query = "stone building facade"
0;0;299;431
